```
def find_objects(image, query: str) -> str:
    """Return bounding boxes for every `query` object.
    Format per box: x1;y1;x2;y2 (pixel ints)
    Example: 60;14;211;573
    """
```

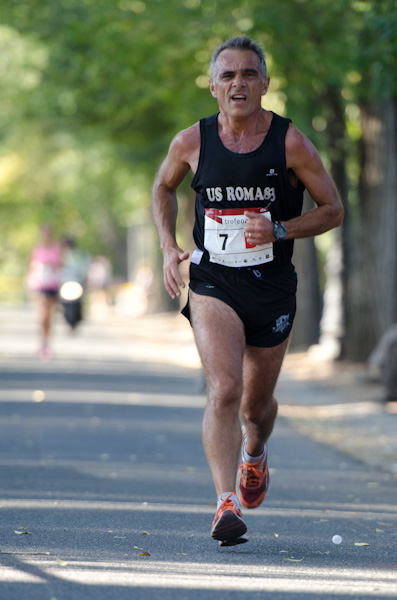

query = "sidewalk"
278;352;397;478
1;303;396;477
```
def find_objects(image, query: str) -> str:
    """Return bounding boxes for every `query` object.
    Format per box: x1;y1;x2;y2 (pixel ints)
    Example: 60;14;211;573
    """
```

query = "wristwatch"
273;221;287;241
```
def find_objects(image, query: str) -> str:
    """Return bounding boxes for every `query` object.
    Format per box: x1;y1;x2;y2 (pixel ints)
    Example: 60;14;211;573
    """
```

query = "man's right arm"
152;126;198;299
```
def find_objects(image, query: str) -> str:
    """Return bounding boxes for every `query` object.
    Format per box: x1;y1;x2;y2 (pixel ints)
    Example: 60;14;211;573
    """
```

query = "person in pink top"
28;224;63;359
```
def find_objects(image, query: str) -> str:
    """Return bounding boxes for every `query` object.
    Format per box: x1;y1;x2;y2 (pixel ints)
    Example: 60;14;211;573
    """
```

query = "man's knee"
241;396;278;426
207;374;242;416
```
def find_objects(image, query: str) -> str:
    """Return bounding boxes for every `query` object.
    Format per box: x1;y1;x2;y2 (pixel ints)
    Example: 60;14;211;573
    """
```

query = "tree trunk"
345;99;397;360
290;191;321;350
317;85;348;358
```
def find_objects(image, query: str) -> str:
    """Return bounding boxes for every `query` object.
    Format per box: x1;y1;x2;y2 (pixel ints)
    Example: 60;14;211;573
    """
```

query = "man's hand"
244;211;275;245
163;247;190;299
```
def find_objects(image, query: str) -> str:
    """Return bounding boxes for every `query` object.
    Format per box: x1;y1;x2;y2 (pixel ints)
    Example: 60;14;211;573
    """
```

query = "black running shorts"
182;255;297;348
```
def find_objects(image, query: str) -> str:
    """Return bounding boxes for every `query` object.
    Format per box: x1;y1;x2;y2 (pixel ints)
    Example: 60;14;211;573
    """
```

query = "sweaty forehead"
215;49;261;75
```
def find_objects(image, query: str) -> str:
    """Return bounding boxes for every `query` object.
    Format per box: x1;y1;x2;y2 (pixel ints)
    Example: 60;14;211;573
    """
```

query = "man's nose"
232;74;245;87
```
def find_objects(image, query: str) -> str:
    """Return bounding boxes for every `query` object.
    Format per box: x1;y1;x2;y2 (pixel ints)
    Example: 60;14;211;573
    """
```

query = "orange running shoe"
211;493;247;542
237;438;269;509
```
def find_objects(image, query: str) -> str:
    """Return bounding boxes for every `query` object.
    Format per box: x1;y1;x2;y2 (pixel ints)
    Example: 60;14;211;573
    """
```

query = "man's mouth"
231;94;247;101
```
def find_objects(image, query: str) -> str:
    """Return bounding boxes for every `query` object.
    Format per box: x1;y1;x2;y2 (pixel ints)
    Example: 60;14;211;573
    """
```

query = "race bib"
204;207;274;267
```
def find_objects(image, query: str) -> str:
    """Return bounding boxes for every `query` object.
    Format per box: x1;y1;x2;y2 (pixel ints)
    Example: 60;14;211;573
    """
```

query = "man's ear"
261;76;270;97
209;79;217;98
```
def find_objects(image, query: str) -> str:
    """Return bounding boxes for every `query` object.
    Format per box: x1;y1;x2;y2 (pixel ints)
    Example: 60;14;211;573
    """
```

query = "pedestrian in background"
27;224;62;360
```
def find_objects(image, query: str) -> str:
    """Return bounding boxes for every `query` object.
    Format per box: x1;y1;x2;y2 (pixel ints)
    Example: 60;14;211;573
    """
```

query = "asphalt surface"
0;304;396;599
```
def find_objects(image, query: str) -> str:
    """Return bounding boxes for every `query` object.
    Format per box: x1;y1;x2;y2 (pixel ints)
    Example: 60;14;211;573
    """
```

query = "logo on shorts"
272;314;290;333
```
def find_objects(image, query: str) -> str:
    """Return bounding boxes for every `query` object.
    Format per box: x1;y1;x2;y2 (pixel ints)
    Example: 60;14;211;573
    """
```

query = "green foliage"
1;0;396;284
354;0;397;100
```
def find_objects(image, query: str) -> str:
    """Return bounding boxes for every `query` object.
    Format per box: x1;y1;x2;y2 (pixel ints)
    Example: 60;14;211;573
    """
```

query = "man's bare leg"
240;338;290;457
189;291;246;497
236;338;290;509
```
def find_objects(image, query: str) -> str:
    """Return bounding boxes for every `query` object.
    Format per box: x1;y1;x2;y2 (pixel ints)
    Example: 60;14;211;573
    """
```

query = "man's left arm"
245;125;344;243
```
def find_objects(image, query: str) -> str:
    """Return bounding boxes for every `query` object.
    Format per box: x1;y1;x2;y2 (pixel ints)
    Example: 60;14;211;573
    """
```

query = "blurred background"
1;0;396;364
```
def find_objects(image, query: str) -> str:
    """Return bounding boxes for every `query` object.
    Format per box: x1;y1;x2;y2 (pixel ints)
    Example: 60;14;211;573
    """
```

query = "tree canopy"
1;0;396;357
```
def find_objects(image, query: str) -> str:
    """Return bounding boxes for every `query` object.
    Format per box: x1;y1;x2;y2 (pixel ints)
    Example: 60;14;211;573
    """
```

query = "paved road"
0;305;396;599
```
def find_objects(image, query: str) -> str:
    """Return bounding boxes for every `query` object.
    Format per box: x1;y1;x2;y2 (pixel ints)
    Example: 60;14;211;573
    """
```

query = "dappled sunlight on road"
0;305;202;369
2;556;397;596
0;389;206;408
1;497;397;595
1;305;396;600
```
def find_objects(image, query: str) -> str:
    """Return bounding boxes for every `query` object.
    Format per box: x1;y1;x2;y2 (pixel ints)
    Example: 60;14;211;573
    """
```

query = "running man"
152;36;343;544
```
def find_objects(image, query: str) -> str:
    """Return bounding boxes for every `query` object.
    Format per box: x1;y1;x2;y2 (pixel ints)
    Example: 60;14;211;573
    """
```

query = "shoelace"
216;493;239;518
242;462;267;488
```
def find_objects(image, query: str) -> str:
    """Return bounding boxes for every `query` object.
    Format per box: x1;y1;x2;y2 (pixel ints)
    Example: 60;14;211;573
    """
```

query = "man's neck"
218;108;270;137
216;109;272;153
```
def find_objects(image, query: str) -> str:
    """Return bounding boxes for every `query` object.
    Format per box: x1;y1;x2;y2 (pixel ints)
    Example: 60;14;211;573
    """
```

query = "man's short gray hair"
210;36;267;82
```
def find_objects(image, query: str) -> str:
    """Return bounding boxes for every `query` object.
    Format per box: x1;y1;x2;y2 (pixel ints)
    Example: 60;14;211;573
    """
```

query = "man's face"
209;49;269;118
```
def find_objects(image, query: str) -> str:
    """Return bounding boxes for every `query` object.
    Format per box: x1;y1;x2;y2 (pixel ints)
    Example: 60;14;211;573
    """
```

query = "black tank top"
191;112;304;268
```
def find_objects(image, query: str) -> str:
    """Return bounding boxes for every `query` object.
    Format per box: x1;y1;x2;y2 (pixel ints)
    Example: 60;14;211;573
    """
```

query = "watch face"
275;223;286;239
